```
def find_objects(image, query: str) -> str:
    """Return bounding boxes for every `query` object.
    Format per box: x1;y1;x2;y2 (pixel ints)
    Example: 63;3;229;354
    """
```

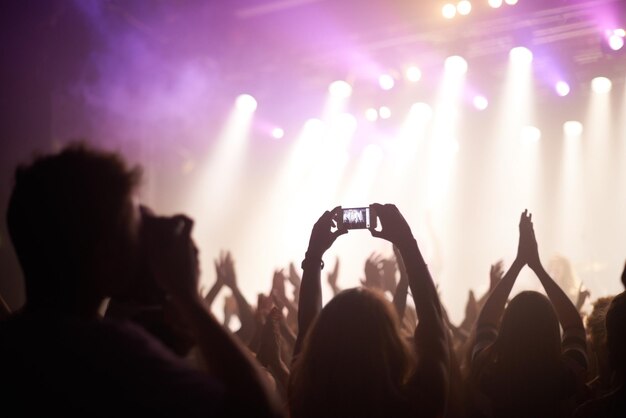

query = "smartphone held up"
338;205;377;230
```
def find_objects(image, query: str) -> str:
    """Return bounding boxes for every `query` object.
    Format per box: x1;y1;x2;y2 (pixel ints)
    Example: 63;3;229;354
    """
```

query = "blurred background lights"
379;106;392;119
271;127;284;139
615;28;626;37
442;3;456;19
521;125;541;142
328;80;353;98
457;0;472;16
509;46;533;64
608;32;624;51
591;77;612;94
505;0;519;5
555;81;570;97
235;94;257;112
365;108;378;122
488;0;503;8
563;121;583;137
445;55;468;75
473;95;489;110
378;74;395;90
406;66;422;82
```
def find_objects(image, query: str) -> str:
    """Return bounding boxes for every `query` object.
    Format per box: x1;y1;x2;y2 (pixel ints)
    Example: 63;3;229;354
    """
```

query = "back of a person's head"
495;291;561;376
605;291;626;376
587;296;614;349
7;143;141;309
289;287;414;418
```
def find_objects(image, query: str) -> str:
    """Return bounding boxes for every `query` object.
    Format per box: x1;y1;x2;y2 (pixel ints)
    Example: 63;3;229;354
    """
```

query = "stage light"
608;33;624;51
591;77;612;94
615;28;625;37
473;95;489;110
442;3;456;19
563;121;583;137
505;0;518;5
509;47;533;65
365;108;378;121
406;66;422;82
521;125;541;142
235;94;257;112
379;106;391;119
488;0;503;8
445;55;468;75
271;127;284;139
410;102;433;120
457;0;472;15
555;81;570;97
378;74;395;90
328;80;352;99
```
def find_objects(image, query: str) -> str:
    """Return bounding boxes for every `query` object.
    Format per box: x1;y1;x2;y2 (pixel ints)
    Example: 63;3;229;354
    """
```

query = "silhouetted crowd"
1;144;625;418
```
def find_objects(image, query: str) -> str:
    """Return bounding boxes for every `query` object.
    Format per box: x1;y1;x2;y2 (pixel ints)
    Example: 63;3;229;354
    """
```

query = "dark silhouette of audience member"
0;144;281;417
288;204;449;418
469;210;588;418
585;296;615;397
574;291;626;417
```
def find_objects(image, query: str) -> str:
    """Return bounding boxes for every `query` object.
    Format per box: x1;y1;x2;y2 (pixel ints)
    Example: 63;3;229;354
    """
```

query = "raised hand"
143;212;200;302
271;270;287;304
305;206;347;259
489;260;504;291
369;203;415;247
517;210;541;271
361;253;384;289
217;251;237;289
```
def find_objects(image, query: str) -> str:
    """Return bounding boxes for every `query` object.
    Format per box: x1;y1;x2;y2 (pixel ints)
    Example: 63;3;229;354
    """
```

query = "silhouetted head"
7;144;142;315
496;291;561;367
605;291;626;377
289;287;415;418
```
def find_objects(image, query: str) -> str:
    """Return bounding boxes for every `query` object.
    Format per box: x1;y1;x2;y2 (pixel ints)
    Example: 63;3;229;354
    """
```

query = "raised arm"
293;207;346;358
476;213;528;330
369;203;449;417
202;261;224;310
524;214;585;333
145;214;281;417
218;251;257;344
392;245;409;321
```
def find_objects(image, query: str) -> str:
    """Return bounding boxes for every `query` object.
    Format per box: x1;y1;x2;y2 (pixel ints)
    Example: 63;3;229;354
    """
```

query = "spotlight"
328;80;352;98
473;95;489;110
608;33;624;51
521;125;541;142
488;0;503;8
457;0;472;15
509;47;533;65
563;121;583;137
379;106;392;119
271;127;284;139
591;77;612;94
365;108;378;122
615;28;625;37
505;0;518;5
378;74;395;91
444;55;468;75
406;66;422;82
555;81;570;97
442;3;456;19
235;94;257;112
